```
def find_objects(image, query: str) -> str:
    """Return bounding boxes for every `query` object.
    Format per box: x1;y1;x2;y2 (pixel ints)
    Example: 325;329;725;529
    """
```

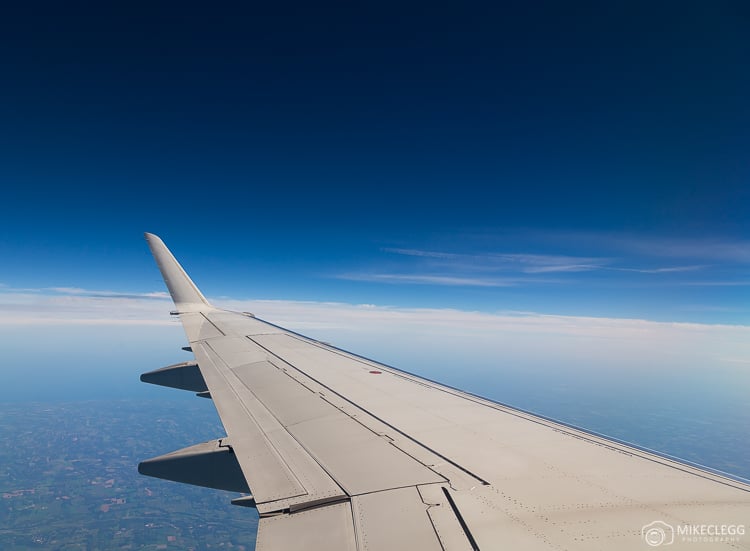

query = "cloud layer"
2;286;748;371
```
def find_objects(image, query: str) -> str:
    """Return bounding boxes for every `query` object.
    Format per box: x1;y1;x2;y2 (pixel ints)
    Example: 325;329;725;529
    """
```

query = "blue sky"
1;3;748;325
1;0;749;465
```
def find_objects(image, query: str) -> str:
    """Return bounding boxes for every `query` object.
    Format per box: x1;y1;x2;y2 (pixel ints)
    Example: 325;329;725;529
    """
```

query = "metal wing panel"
179;312;224;341
200;333;446;497
207;310;285;337
351;487;443;551
285;414;445;495
448;483;750;550
231;361;336;426
418;484;475;551
256;501;357;551
173;310;451;512
239;327;750;548
144;234;750;550
191;342;317;504
256;486;449;551
183;309;750;549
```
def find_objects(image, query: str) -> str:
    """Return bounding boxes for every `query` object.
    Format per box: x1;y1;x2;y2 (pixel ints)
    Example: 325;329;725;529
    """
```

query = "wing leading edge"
139;233;750;551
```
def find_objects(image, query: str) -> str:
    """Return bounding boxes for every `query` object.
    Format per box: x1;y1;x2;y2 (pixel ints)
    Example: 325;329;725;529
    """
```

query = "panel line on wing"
196;342;312;502
246;335;489;487
198;342;351;507
216;345;446;495
261;334;750;493
199;312;226;336
441;487;480;551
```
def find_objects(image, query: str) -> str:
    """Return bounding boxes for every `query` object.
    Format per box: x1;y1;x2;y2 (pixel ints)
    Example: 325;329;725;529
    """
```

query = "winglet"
144;233;211;310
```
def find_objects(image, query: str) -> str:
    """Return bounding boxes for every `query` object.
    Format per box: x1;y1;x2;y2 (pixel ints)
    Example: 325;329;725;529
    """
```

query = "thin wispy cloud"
374;245;708;285
0;286;174;326
0;285;171;300
45;287;171;300
600;265;706;274
490;253;605;267
615;237;750;264
382;248;461;260
338;273;521;287
520;231;750;264
681;280;750;287
384;248;606;272
721;358;750;365
521;264;602;274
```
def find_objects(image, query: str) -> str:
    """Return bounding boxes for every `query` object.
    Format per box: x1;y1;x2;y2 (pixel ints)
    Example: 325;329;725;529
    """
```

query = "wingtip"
144;233;168;251
144;232;210;309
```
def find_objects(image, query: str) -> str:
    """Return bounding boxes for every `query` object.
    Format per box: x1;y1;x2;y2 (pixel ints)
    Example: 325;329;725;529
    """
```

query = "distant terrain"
1;388;748;550
0;399;258;550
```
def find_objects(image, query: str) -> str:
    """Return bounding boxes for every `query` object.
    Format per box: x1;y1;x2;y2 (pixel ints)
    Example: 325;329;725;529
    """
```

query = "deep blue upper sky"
1;2;749;323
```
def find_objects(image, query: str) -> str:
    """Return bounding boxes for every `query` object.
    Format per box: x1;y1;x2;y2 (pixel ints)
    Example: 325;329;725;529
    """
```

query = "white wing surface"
139;233;750;550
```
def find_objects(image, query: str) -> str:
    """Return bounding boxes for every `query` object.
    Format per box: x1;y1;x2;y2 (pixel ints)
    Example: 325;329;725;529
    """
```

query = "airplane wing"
139;233;750;550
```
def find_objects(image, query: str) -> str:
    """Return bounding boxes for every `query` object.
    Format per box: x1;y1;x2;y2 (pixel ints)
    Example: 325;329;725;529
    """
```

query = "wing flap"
256;487;448;551
256;501;357;551
193;341;345;510
351;487;443;551
285;414;444;495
